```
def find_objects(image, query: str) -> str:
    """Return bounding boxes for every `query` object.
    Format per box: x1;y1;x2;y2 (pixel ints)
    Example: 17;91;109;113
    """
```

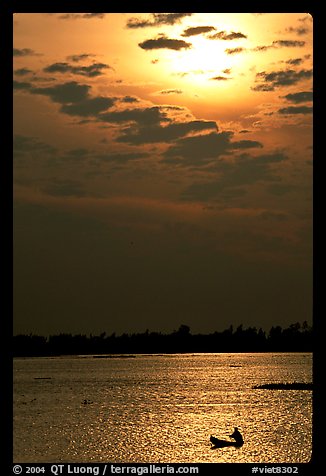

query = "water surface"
13;353;312;463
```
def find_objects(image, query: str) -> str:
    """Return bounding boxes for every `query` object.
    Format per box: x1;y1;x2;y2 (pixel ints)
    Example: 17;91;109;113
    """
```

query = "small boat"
210;427;244;448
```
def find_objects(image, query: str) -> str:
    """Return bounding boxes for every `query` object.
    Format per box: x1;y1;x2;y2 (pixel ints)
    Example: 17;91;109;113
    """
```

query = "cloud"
30;81;91;103
286;26;309;36
13;134;57;156
258;211;288;221
43;62;112;77
253;45;274;52
14;79;117;117
163;131;263;165
252;69;313;91
13;80;32;90
158;89;183;94
41;180;87;197
138;36;192;51
58;13;105;20
13;48;39;56
282;91;313;103
210;76;231;81
225;47;246;55
267;184;296;196
253;40;305;52
66;54;96;62
120;96;140;103
278;105;313;115
126;13;192;29
272;40;305;48
60;96;116;116
95;152;149;163
208;31;247;40
285;58;304;66
14;68;33;76
99;107;169;127
116;120;218;145
181;152;287;200
182;26;216;37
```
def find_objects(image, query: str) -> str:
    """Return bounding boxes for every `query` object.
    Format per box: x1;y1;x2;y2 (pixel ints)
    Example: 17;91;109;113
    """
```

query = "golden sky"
13;13;313;335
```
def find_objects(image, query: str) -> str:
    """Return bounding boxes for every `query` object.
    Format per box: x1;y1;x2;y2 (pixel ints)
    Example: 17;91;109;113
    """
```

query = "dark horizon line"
13;321;313;357
14;320;312;339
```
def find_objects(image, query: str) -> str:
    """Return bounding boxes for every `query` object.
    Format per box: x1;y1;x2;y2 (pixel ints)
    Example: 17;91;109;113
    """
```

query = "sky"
13;13;313;336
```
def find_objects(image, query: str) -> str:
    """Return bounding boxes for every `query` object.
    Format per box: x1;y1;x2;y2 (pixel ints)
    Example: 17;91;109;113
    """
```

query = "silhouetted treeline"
13;322;313;357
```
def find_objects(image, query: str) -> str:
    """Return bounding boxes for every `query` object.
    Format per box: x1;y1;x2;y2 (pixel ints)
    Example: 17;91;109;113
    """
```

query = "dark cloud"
182;152;287;200
210;76;231;81
208;31;247;40
14;68;33;76
99;106;169;126
232;140;264;149
272;40;305;48
120;96;140;103
22;80;116;117
163;131;263;165
283;91;313;103
43;62;112;77
66;148;90;158
13;48;39;56
13;80;32;90
253;40;305;52
126;13;192;29
66;54;96;62
278;105;313;115
267;183;295;196
285;58;304;66
258;211;288;221
95;152;149;163
252;69;313;91
225;47;246;55
253;45;274;52
159;89;183;94
59;13;105;20
286;26;309;36
60;97;116;116
117;120;218;145
30;81;91;103
182;26;216;37
13;134;57;156
139;36;192;51
41;180;87;197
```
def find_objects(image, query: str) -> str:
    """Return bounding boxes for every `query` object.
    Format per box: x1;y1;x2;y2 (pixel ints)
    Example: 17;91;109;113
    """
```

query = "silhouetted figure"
210;427;244;448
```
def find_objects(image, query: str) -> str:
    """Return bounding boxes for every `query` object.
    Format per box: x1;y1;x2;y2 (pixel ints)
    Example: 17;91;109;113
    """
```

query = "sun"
169;36;245;84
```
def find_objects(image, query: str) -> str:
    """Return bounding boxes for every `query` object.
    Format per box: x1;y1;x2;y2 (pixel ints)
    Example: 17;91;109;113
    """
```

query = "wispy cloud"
13;48;40;57
252;69;313;91
278;105;312;115
182;26;216;37
282;91;313;103
208;30;247;40
58;13;106;20
43;62;113;77
126;13;192;29
139;36;192;51
225;47;246;55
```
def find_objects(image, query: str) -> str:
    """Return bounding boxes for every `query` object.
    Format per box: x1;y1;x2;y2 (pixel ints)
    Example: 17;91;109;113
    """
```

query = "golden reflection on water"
14;353;312;463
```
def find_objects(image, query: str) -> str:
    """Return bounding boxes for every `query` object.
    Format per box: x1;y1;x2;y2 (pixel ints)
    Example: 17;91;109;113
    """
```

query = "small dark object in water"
82;399;93;405
253;382;312;390
210;427;244;448
34;377;52;380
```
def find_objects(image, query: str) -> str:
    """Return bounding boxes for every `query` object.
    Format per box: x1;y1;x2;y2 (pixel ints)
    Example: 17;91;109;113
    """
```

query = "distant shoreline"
13;322;313;357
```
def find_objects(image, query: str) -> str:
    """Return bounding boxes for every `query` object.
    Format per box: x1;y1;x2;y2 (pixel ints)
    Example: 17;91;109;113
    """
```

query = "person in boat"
210;427;244;448
230;427;243;442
